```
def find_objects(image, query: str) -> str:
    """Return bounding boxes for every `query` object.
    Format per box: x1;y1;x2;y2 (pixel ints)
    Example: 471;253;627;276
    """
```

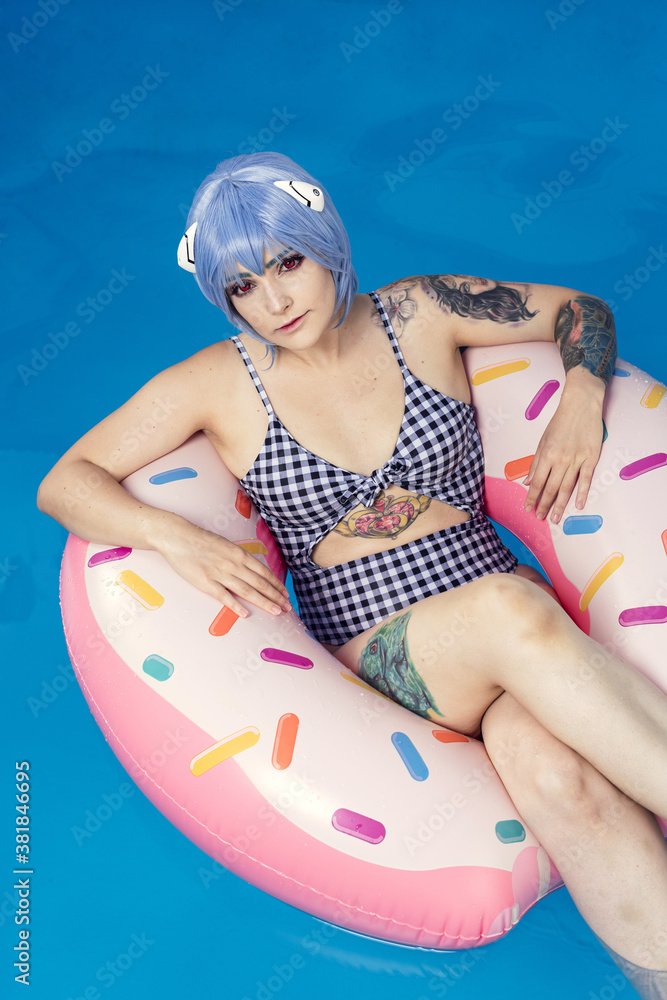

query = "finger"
547;469;580;524
574;462;595;510
524;461;548;513
240;563;293;611
220;574;288;617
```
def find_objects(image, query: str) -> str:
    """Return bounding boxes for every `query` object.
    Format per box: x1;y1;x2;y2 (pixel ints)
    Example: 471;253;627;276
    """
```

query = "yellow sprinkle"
579;553;624;612
190;727;260;776
116;570;164;610
235;539;268;555
470;358;531;386
641;382;666;409
341;671;392;701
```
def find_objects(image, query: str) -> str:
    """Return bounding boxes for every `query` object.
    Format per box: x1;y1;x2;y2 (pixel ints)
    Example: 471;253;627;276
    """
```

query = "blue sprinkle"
614;368;630;377
149;467;198;485
495;819;526;844
142;654;174;681
562;514;603;535
602;418;608;443
391;732;429;781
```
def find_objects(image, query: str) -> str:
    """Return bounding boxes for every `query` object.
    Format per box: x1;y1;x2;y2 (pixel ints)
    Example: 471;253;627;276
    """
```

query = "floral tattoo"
334;491;431;539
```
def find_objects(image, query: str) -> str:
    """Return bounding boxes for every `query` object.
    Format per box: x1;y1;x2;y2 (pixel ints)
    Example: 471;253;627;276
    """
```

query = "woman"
38;152;667;996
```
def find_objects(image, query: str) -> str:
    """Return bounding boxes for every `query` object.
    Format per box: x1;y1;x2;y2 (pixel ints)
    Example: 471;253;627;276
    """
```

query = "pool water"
2;1;666;997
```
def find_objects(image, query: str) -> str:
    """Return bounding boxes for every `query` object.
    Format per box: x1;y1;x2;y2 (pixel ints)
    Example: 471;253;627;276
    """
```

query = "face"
225;247;339;347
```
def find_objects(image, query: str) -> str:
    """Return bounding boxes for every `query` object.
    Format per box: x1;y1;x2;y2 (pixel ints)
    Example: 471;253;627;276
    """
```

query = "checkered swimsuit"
231;290;517;645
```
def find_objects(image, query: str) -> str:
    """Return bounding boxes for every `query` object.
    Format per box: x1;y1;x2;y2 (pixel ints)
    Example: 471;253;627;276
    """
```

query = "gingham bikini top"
231;290;486;572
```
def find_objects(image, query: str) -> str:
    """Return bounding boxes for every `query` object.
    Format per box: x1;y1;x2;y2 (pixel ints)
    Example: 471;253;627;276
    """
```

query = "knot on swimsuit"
344;456;415;510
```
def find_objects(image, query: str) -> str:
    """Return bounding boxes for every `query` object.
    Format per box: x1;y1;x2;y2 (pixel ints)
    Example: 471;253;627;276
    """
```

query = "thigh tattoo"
356;612;440;719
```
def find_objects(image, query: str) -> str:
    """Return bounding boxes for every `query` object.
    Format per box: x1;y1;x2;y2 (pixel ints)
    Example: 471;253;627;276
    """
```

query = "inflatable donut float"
59;341;667;950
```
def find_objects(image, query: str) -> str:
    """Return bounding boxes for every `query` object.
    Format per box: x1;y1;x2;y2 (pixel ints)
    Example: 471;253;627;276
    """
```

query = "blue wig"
184;152;358;353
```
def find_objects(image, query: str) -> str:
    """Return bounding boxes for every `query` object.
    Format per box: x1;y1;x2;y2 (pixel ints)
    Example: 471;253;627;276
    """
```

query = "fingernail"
576;500;584;509
283;601;292;612
271;604;282;616
551;513;560;524
536;511;545;520
525;503;533;513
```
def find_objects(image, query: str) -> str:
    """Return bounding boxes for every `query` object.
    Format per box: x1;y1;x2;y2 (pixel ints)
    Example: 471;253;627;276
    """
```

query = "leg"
483;693;667;997
335;573;667;817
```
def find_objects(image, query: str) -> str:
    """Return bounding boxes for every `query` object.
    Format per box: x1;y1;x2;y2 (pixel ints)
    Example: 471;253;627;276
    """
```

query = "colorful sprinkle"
662;529;667;556
579;552;624;612
148;467;198;485
619;606;667;627
341;672;392;701
614;367;630;377
331;808;386;844
261;648;313;669
391;732;429;781
641;382;666;409
432;730;469;744
116;570;164;610
88;546;132;568
272;713;299;770
235;539;268;555
235;490;252;518
525;379;560;421
602;418;608;443
562;514;603;535
470;358;531;386
495;819;526;844
620;453;667;480
190;727;260;776
142;654;174;681
209;606;240;636
504;455;535;481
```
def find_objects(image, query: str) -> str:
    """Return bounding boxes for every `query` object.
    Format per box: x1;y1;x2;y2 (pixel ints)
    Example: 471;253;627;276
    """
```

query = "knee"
471;573;563;644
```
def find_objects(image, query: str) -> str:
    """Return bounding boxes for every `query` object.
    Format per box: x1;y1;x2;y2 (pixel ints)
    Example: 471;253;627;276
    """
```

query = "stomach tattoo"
334;490;431;539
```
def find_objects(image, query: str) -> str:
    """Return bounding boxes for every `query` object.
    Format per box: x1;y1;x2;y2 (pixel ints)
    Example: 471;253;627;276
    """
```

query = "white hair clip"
177;222;197;273
273;180;324;212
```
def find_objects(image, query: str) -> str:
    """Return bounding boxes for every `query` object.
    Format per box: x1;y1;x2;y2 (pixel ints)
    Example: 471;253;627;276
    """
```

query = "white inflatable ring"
60;341;667;950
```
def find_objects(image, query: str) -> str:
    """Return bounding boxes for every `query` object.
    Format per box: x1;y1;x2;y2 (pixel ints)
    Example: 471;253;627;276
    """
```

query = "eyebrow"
237;248;294;279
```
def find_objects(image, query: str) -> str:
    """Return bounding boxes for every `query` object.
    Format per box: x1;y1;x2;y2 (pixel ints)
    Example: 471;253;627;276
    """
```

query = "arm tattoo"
554;294;617;384
370;286;418;333
334;491;431;539
357;612;441;719
420;274;538;323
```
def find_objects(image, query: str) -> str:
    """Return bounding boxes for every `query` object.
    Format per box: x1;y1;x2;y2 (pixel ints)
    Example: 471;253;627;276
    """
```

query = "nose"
262;276;292;315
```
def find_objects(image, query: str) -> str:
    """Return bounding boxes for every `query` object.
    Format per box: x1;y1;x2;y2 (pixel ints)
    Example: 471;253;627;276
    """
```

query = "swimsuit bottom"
291;513;518;647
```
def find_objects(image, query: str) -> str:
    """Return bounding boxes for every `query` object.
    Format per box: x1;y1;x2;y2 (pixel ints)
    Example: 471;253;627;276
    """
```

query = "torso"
199;278;474;569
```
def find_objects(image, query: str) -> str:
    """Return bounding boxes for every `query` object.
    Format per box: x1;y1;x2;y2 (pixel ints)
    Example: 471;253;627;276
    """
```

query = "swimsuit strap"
230;336;275;417
368;290;409;371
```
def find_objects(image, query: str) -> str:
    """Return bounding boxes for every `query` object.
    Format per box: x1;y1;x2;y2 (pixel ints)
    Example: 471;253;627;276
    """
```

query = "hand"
523;371;605;524
157;517;292;619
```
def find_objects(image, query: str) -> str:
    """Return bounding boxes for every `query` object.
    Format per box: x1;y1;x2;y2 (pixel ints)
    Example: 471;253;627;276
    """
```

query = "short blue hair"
184;152;358;354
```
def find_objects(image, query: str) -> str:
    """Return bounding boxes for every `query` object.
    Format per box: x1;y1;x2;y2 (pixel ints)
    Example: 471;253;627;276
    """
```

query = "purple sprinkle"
331;808;386;844
619;453;667;480
260;648;313;669
619;606;667;627
87;547;132;568
525;380;560;421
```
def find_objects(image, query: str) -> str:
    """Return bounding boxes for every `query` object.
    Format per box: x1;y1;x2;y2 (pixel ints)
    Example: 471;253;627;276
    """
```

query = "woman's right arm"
37;351;291;618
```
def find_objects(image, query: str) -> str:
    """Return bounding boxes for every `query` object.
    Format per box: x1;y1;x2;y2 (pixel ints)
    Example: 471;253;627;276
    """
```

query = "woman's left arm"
428;275;617;523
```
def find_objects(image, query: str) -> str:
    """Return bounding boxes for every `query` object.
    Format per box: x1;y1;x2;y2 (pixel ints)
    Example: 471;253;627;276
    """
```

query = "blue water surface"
2;1;666;998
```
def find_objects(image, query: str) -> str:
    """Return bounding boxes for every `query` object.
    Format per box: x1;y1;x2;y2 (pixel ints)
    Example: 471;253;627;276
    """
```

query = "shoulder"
372;274;484;345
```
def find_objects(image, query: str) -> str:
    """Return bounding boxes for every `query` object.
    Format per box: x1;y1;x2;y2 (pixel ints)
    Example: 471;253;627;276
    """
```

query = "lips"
276;313;305;332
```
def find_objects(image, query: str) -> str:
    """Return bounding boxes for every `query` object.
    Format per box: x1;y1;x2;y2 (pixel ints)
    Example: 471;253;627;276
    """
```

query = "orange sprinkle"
272;713;299;770
209;605;240;636
504;455;535;481
662;529;667;557
235;490;252;518
432;730;469;744
470;358;531;386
